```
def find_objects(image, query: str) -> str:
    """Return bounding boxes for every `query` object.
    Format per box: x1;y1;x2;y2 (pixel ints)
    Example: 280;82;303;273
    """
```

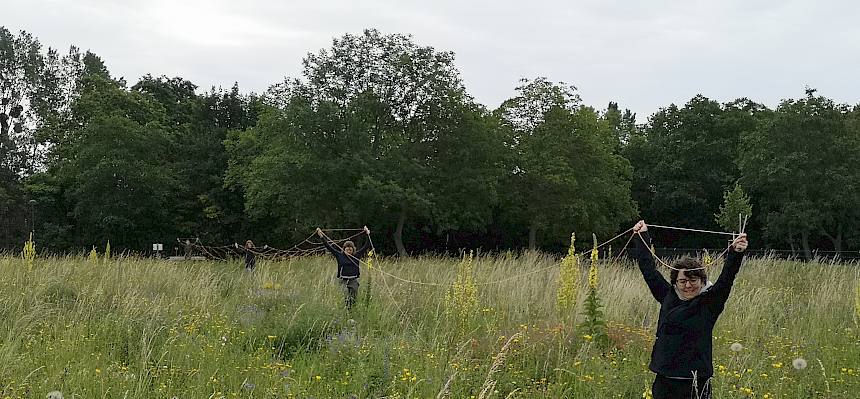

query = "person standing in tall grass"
234;240;261;271
632;220;748;399
317;226;371;309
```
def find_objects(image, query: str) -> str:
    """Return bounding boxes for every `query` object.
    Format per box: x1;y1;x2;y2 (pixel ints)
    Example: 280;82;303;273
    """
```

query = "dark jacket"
635;231;745;378
236;246;257;269
322;235;369;279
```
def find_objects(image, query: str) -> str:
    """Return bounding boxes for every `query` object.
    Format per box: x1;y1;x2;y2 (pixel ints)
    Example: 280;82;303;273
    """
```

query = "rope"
181;221;746;288
635;231;740;272
647;224;737;237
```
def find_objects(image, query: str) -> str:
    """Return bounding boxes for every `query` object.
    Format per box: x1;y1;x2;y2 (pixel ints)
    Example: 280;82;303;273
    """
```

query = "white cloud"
5;0;860;117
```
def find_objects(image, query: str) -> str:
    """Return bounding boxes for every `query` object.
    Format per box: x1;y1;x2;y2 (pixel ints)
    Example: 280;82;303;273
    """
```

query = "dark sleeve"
355;234;370;258
321;236;338;255
705;249;745;316
634;231;672;303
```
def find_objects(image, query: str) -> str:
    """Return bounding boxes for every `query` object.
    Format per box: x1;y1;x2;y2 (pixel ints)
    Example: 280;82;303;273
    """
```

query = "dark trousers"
340;277;359;309
652;375;712;399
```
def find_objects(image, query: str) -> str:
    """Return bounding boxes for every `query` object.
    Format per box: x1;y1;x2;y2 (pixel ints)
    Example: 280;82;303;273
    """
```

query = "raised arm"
355;226;371;257
317;228;338;254
705;234;747;316
633;221;672;303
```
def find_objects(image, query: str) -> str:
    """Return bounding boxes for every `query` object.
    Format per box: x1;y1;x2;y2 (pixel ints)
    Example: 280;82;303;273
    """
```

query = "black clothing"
321;235;369;279
635;231;745;379
244;249;256;271
340;277;360;309
652;375;712;399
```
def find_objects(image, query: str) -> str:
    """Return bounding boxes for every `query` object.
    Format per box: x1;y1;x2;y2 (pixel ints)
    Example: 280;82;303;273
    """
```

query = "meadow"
1;251;858;398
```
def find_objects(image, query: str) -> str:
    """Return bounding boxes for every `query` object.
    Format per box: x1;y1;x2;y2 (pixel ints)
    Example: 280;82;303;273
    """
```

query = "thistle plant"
556;233;579;321
444;251;478;336
22;232;36;268
579;234;610;351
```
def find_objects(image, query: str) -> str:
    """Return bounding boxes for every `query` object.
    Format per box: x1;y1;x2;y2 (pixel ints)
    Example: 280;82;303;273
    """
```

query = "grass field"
1;252;858;398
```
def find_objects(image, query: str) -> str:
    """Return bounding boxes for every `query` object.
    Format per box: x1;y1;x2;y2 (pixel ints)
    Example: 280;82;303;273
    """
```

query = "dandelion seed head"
47;391;63;399
793;358;808;370
730;342;743;352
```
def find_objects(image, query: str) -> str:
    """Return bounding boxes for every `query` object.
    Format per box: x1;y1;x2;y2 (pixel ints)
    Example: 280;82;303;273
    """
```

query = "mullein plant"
22;232;36;268
444;251;478;337
556;233;579;323
579;234;610;351
105;241;111;263
855;282;860;327
89;246;98;263
363;249;375;309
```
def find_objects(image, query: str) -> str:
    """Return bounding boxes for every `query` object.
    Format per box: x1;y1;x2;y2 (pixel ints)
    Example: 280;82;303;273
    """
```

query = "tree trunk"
394;210;407;257
528;221;537;251
801;231;813;261
821;225;843;253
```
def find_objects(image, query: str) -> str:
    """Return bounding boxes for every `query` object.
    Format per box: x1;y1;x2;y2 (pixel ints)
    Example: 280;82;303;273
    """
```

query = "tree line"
2;27;858;258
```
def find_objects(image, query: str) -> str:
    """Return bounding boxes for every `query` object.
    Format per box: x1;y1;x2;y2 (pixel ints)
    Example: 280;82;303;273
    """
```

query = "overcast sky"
6;0;860;120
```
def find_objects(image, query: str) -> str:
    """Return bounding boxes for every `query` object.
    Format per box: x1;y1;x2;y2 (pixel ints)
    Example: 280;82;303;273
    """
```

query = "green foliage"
496;78;636;250
0;253;857;397
739;90;860;256
625;96;762;247
715;182;753;233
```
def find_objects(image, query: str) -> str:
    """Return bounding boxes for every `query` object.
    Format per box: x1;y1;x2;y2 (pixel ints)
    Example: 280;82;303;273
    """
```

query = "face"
344;246;355;256
675;271;703;300
245;242;253;248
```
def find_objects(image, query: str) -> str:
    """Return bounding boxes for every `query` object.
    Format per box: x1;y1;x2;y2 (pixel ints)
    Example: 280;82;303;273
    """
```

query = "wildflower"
89;246;98;263
23;232;36;268
792;358;807;370
730;342;743;352
772;362;783;369
444;251;478;335
557;233;579;316
46;391;63;399
642;386;653;399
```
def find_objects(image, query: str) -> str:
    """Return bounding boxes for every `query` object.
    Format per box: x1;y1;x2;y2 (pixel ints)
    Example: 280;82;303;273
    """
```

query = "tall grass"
0;253;857;398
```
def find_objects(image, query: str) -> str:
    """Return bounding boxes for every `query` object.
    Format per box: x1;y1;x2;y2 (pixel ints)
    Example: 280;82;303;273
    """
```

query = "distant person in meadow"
234;240;259;271
316;226;371;309
632;220;748;399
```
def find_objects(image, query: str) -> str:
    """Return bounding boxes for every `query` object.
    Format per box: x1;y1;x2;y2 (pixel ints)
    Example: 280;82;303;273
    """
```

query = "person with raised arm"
316;226;371;309
633;220;748;399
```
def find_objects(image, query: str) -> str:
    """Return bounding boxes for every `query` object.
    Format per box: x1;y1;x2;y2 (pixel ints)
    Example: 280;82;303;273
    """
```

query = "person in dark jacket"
632;220;748;399
234;240;259;271
316;226;371;309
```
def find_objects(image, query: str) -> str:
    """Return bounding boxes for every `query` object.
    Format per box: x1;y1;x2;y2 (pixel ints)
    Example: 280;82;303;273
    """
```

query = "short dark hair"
669;256;707;285
343;241;356;250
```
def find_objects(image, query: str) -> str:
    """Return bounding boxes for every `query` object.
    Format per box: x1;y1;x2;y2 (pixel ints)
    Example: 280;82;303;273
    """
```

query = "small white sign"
153;243;163;251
